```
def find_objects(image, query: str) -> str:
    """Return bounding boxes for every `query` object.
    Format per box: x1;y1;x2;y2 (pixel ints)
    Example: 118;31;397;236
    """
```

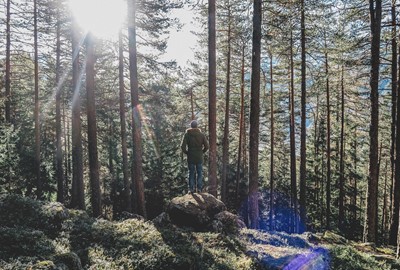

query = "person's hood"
187;128;201;133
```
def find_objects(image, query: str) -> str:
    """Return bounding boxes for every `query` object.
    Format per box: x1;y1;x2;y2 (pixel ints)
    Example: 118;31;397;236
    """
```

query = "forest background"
0;0;398;250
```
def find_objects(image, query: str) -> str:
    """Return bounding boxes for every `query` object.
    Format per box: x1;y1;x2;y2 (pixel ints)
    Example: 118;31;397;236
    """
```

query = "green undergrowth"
1;194;400;269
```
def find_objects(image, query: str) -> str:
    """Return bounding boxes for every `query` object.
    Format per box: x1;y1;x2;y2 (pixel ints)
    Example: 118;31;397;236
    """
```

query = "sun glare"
68;0;126;39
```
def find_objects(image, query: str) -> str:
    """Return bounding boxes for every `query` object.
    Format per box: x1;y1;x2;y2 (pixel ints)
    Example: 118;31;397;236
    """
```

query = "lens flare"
68;0;126;39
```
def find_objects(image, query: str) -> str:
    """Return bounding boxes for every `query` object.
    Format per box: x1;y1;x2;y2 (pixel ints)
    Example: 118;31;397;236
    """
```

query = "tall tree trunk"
128;0;146;218
34;0;41;199
208;0;217;197
118;30;132;213
299;0;307;233
55;6;64;203
352;131;358;223
390;0;397;232
364;0;382;244
71;19;85;210
248;0;262;229
390;42;400;244
325;32;331;231
85;33;102;217
289;29;297;233
221;4;231;203
339;65;345;231
236;45;245;205
382;159;388;240
5;0;11;123
390;0;400;245
269;52;275;231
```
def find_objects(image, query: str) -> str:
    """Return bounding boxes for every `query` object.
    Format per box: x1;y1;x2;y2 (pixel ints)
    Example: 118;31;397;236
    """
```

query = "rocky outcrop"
163;192;245;233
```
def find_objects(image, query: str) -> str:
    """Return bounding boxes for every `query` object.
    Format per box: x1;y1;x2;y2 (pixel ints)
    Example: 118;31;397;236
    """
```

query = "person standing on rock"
181;120;209;193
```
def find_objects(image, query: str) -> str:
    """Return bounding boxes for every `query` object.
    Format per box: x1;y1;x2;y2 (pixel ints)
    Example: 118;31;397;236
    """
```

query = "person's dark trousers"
188;163;203;193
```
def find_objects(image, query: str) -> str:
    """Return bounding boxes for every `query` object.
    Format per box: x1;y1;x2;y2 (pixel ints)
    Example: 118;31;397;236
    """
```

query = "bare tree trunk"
364;0;382;244
390;0;400;245
128;0;146;218
34;0;41;199
289;29;297;233
299;0;307;233
325;32;331;231
390;0;397;231
71;19;85;210
118;30;132;213
248;0;262;229
208;0;218;197
353;131;358;223
5;0;11;123
85;33;102;217
382;159;388;241
339;65;345;231
269;52;275;231
390;42;400;244
55;6;64;203
221;4;231;203
236;45;245;205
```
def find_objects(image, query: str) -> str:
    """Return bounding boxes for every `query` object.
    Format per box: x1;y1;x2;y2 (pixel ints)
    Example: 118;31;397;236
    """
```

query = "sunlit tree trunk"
248;0;262;229
364;0;382;244
208;0;217;197
34;0;41;199
221;3;231;203
299;0;307;233
55;6;64;203
71;19;85;210
128;0;146;218
118;30;132;213
86;32;102;217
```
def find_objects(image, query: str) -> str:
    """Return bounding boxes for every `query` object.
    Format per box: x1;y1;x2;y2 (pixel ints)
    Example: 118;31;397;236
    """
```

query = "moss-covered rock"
167;193;226;231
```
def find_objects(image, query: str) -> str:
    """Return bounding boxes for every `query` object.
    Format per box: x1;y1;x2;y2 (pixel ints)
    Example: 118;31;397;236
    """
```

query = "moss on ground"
1;195;400;270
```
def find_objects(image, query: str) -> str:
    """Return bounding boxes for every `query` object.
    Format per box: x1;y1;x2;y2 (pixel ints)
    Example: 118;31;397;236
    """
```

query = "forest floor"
0;194;399;270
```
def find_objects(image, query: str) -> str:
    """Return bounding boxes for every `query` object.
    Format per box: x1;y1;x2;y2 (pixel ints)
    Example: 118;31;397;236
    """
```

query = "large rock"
167;193;226;231
212;211;247;234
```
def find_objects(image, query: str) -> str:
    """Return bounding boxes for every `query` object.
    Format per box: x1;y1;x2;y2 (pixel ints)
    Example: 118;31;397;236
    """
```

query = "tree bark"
299;0;307;233
339;65;345;231
118;30;132;213
289;29;297;233
248;0;262;229
390;0;397;234
56;6;64;203
5;0;11;123
390;0;400;245
364;0;382;244
34;0;41;199
128;0;146;218
269;52;275;231
71;19;85;210
325;32;331;231
208;0;218;197
236;45;245;206
221;4;231;203
85;32;102;217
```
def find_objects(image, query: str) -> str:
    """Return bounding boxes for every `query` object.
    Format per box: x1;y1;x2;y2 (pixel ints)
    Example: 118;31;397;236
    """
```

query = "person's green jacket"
181;128;209;164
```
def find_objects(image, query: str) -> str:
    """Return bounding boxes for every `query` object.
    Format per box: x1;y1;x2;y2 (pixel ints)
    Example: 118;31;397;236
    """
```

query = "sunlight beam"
68;0;127;39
